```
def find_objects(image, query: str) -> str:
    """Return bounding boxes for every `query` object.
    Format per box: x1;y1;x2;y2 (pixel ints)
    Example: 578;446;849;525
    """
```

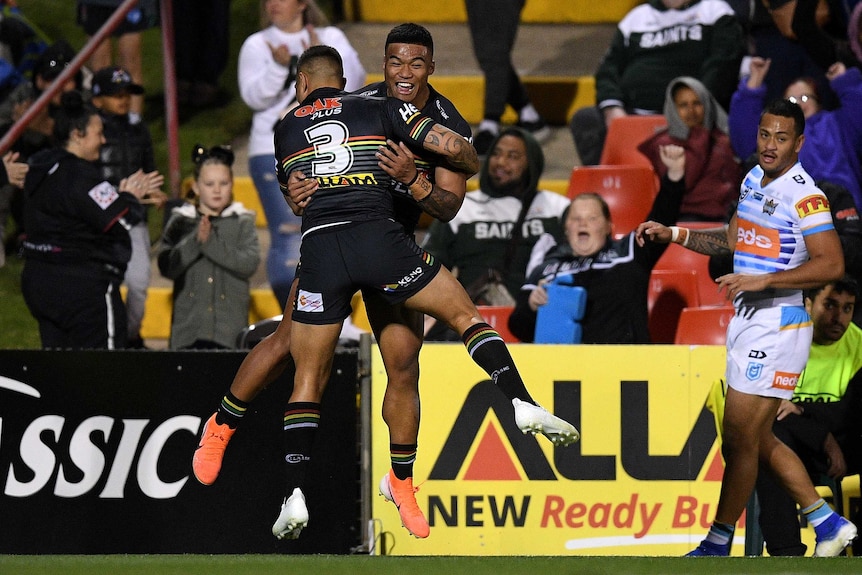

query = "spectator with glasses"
158;144;261;350
728;56;862;210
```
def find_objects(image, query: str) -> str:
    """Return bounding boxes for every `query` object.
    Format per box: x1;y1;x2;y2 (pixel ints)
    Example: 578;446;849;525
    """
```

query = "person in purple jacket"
728;56;862;210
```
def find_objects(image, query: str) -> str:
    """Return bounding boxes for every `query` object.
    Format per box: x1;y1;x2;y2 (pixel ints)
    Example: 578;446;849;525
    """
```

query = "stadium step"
344;0;639;24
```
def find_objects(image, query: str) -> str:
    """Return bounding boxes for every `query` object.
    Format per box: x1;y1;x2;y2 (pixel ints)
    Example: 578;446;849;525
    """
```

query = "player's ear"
428;59;435;76
339;76;346;90
296;71;308;99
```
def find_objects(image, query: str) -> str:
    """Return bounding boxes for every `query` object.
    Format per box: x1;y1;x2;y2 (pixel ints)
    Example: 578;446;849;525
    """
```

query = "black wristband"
405;171;419;186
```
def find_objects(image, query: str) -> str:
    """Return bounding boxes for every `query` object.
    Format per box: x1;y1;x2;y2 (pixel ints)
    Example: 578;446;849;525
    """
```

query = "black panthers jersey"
355;81;472;233
275;86;437;235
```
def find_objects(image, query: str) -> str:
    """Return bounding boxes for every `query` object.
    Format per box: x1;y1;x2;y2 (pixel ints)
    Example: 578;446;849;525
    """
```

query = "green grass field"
1;555;860;575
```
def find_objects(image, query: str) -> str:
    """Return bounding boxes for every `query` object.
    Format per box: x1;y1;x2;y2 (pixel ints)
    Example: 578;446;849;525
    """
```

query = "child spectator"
91;65;165;348
76;0;159;120
158;145;260;350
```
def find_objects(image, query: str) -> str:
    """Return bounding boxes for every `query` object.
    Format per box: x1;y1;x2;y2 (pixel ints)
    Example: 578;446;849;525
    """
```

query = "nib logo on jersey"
0;375;198;500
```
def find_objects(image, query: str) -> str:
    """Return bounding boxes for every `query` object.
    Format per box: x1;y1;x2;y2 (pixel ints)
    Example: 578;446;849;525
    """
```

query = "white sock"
478;120;500;134
519;104;540;123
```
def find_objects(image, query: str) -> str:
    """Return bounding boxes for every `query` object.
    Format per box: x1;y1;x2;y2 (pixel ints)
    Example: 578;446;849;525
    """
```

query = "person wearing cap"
77;0;158;118
32;40;81;107
92;65;165;349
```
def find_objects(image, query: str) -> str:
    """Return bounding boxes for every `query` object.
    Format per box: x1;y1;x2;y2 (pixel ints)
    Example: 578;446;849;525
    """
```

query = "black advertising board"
0;349;361;554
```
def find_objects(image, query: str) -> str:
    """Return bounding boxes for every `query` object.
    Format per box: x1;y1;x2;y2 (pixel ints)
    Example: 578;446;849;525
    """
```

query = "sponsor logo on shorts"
383;266;425;292
748;350;766;359
746;362;763;381
772;371;800;391
795;194;830;218
296;289;324;312
285;454;309;464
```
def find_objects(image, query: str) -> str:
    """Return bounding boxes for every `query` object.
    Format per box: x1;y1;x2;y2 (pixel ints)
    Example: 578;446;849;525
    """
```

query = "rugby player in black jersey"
270;45;577;541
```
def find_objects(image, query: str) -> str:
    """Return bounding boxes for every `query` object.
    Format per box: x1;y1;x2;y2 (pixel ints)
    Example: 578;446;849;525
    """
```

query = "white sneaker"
513;398;580;446
813;515;857;557
272;487;309;540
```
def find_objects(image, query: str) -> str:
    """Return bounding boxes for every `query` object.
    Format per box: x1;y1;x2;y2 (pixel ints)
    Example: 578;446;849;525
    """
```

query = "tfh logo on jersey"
294;97;343;120
795;194;830;218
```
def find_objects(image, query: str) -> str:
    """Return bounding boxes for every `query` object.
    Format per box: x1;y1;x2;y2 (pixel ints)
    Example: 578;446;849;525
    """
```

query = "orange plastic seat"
647;269;701;343
567;165;659;238
599;115;667;167
674;305;735;345
477;305;520;343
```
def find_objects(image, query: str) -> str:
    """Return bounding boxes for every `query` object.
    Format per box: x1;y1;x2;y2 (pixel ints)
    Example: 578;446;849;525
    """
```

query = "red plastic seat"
647;269;701;343
653;222;728;306
567;165;659;238
674;305;735;345
477;306;520;343
599;115;667;167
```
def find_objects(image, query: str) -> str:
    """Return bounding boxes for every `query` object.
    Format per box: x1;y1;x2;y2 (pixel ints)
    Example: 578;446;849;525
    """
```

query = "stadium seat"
653;222;727;306
477;305;520;343
567;165;659;238
647;269;701;343
673;305;735;345
599;114;667;167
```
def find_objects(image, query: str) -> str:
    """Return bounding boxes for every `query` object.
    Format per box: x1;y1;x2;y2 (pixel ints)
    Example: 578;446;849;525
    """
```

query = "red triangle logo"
704;450;725;482
463;423;522;480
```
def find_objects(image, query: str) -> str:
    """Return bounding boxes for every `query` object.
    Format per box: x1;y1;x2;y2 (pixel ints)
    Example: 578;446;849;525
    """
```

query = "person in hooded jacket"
422;127;570;299
637;76;741;222
20;91;162;349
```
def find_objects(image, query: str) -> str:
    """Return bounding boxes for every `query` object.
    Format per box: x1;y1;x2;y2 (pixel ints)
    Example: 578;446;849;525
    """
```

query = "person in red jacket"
637;76;741;222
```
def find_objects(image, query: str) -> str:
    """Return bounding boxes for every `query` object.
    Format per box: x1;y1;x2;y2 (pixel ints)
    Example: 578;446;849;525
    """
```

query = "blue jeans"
249;154;301;307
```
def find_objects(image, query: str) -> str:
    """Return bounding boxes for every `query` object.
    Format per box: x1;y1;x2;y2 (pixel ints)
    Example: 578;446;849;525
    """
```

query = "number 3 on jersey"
305;121;353;177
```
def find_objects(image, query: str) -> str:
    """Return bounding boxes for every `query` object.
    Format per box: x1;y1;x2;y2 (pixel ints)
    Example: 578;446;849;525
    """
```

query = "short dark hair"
761;98;806;138
805;276;860;302
53;90;96;145
385;23;434;56
297;44;344;77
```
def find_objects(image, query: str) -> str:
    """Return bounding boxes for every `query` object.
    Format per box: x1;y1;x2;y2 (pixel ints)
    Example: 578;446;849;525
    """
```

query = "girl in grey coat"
159;145;260;349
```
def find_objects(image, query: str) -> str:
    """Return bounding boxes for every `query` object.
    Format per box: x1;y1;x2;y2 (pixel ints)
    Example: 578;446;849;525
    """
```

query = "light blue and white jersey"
734;162;834;276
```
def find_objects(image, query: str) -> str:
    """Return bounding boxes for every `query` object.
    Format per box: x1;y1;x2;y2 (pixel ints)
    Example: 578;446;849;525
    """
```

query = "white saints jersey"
734;162;835;277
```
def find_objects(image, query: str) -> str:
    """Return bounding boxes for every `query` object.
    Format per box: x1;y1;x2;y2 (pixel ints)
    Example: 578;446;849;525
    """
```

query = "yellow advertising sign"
370;344;739;555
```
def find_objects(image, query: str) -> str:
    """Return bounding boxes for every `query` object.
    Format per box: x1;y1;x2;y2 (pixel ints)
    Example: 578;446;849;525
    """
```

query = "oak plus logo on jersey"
0;375;199;500
736;219;780;259
294;97;343;120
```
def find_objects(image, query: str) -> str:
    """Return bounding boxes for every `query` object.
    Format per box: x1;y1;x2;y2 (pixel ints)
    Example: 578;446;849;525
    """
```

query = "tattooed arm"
635;218;733;258
377;140;467;222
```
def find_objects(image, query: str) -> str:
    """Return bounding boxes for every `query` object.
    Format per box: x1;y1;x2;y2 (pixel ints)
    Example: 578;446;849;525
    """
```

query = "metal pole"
0;0;140;156
159;0;181;198
358;332;374;553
